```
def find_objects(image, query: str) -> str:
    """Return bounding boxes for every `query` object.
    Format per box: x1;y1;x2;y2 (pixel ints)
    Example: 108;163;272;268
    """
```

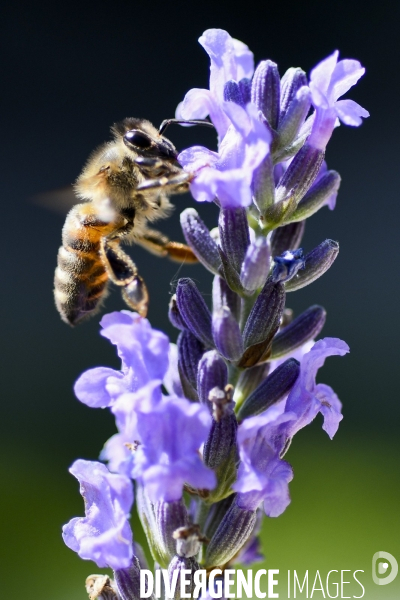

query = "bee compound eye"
124;130;152;149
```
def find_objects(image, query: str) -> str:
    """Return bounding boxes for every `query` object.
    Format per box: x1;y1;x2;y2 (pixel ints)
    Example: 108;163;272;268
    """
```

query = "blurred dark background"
1;1;399;598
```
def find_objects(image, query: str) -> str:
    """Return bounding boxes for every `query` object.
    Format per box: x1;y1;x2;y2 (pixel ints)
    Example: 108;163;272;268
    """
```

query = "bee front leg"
137;228;198;264
100;238;149;317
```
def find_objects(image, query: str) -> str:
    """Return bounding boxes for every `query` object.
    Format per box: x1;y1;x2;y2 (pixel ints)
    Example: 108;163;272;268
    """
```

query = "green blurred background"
1;0;399;598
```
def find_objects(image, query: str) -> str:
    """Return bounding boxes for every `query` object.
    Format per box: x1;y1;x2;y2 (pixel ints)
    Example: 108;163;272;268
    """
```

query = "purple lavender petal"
100;313;170;384
179;103;270;209
330;59;366;101
178;146;219;172
234;406;296;516
285;337;349;437
309;51;368;149
74;367;123;408
310;51;339;100
315;383;343;438
62;460;134;570
100;433;132;477
111;381;162;441
179;29;254;140
335;99;370;126
131;396;215;502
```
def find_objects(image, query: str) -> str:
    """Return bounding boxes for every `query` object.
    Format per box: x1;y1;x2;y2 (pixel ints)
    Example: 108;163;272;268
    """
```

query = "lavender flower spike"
308;51;369;150
177;29;254;141
285;337;349;439
62;460;134;570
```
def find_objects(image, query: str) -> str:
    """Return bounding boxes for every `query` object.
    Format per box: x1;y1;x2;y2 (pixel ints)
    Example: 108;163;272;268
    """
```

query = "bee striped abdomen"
54;204;119;326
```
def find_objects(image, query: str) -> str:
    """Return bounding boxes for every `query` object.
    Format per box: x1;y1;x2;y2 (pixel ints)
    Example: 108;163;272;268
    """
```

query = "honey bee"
54;117;211;325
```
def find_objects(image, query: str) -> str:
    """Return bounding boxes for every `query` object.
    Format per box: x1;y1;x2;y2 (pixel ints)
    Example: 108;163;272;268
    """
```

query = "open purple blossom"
62;460;134;570
179;102;270;208
234;405;296;517
308;50;369;150
74;311;169;408
177;28;254;141
284;337;349;439
131;395;215;502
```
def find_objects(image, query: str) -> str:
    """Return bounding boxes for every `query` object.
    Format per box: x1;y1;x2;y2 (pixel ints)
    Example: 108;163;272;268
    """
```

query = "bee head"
112;118;178;160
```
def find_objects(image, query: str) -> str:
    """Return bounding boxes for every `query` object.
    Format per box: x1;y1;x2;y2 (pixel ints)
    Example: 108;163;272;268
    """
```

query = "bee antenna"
158;119;215;136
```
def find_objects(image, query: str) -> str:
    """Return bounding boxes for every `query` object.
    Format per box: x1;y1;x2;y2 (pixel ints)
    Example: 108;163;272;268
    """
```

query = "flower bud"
270;221;305;257
224;78;251;107
240;279;285;367
177;330;205;401
287;170;341;222
212;307;243;361
205;497;257;568
279;67;308;120
271;249;305;283
240;237;271;292
252;153;275;214
285;239;339;292
218;207;250;274
180;209;221;274
212;275;241;321
176;279;213;347
237;358;300;420
275;143;325;206
234;363;270;404
168;295;186;331
197;350;228;407
203;495;235;540
155;499;189;563
167;556;200;600
251;60;280;130
203;386;238;469
114;558;143;600
276;86;311;151
271;305;326;358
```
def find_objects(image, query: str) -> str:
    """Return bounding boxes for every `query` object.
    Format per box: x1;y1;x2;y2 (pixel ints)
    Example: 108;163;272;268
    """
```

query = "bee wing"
31;185;78;214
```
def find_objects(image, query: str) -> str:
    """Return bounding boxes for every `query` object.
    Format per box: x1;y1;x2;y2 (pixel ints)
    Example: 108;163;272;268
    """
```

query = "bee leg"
137;228;198;264
136;171;191;193
100;238;149;317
